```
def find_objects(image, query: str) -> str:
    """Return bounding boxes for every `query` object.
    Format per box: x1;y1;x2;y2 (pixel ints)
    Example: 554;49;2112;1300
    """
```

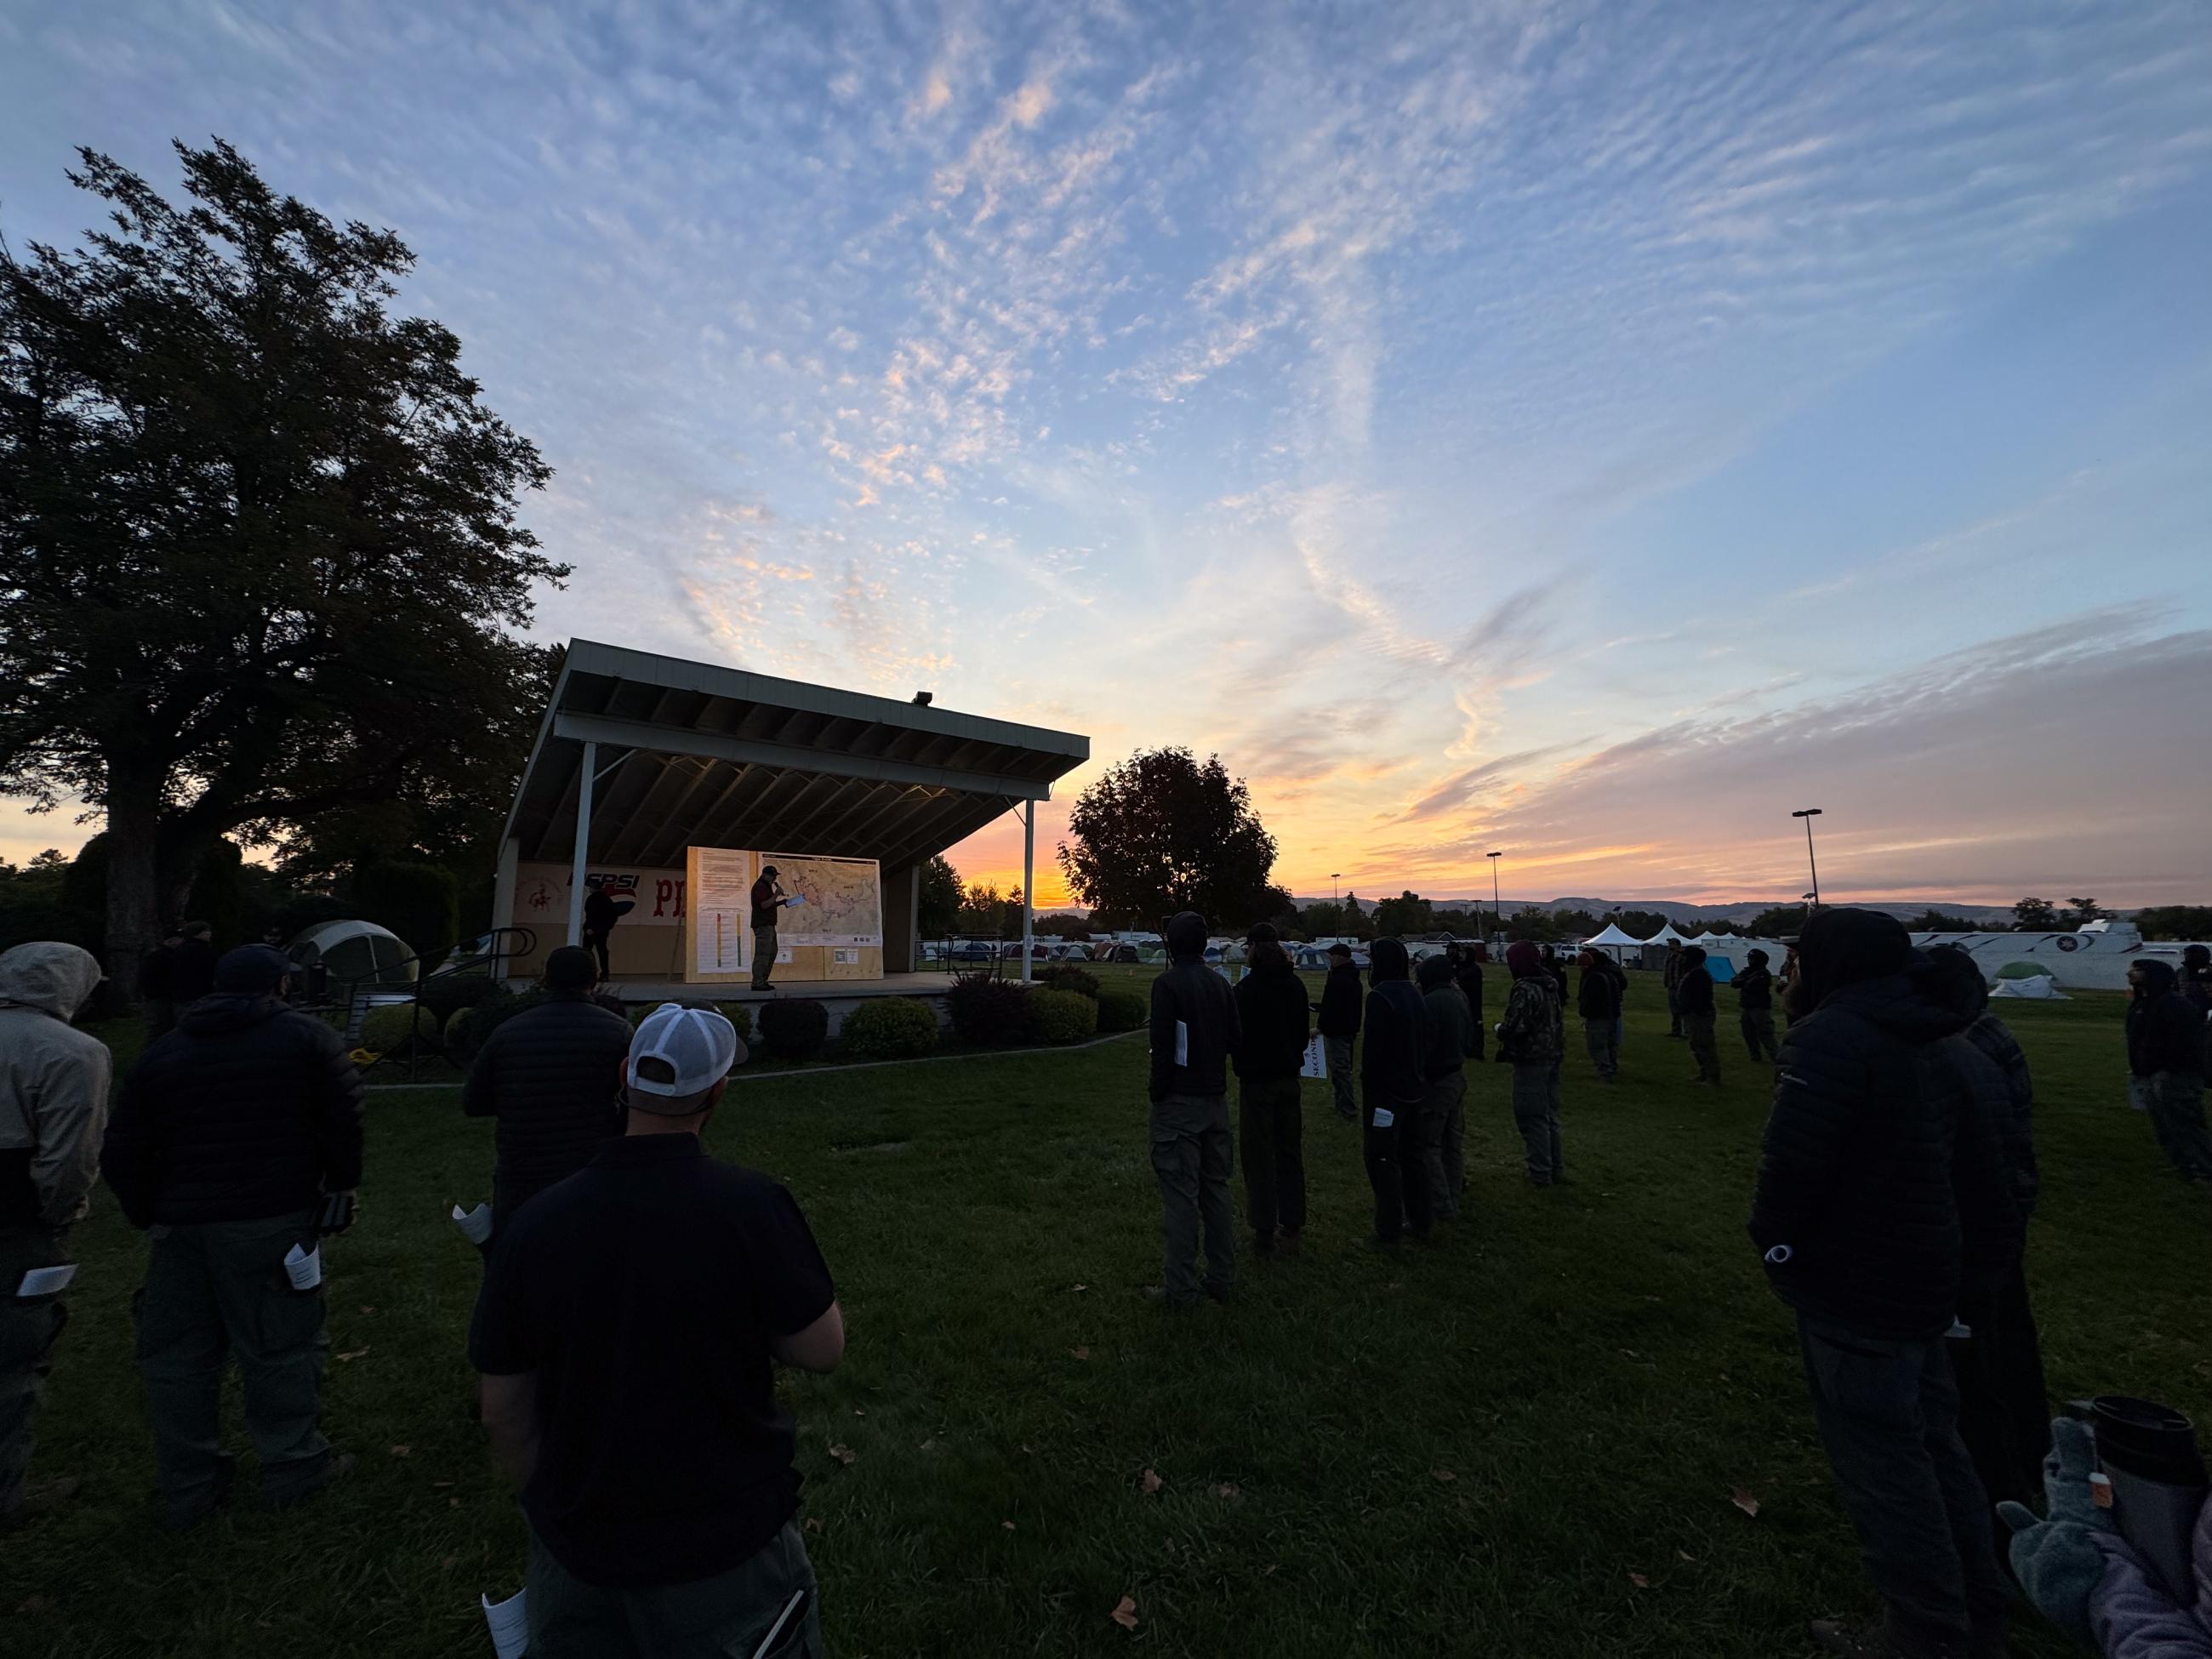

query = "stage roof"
501;639;1090;870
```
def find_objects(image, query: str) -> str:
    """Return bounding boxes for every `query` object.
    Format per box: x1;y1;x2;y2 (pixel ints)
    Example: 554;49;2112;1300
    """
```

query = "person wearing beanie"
1748;909;2019;1659
1576;947;1624;1083
1314;943;1364;1121
2127;957;2212;1183
1233;930;1310;1257
0;942;111;1531
464;945;637;1237
101;944;364;1526
1360;939;1431;1242
1736;948;1780;1064
1497;941;1565;1186
1451;943;1485;1062
1677;946;1720;1086
1415;953;1474;1219
1147;912;1241;1303
474;1003;841;1656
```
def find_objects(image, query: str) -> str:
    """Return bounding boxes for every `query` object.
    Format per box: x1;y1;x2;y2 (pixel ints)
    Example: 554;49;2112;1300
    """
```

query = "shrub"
448;986;536;1065
949;976;1035;1047
838;997;940;1063
1029;988;1098;1044
712;1002;756;1043
1096;989;1147;1034
757;998;830;1061
419;971;502;1025
357;1001;438;1055
1045;963;1100;1001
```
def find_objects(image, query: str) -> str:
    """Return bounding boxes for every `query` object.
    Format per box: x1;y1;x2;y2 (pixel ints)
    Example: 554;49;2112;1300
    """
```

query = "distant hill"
1291;894;2023;926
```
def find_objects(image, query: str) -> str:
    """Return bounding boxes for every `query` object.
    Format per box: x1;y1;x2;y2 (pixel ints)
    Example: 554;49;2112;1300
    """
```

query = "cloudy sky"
3;0;2208;907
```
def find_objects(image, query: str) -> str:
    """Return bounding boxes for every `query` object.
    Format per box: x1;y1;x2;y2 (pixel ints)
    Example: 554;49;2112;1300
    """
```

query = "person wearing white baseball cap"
472;1003;841;1656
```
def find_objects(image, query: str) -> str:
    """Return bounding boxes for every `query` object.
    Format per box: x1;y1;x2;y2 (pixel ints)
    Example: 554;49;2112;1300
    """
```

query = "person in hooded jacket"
1678;946;1720;1085
1576;947;1624;1082
1451;943;1485;1062
2181;944;2212;1072
1748;909;2020;1659
1664;938;1688;1037
1416;953;1474;1219
1233;929;1310;1257
1314;943;1364;1121
0;943;111;1531
1737;948;1780;1063
1147;912;1241;1304
2127;959;2212;1183
1360;939;1431;1244
1497;941;1565;1186
101;945;365;1526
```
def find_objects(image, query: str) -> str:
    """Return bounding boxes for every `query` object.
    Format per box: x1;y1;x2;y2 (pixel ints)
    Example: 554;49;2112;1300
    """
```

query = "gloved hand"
1997;1416;2114;1639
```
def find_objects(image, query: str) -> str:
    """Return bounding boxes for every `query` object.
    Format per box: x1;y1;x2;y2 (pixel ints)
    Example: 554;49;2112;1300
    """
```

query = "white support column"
491;836;521;983
567;741;596;946
1020;800;1035;983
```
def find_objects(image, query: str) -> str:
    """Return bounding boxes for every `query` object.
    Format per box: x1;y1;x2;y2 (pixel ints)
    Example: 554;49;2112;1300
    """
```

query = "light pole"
1792;808;1823;909
1331;872;1341;908
1487;850;1502;937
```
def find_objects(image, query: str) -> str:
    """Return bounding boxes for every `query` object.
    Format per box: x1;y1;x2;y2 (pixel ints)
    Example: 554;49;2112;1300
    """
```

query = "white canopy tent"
1645;923;1691;946
1580;921;1645;963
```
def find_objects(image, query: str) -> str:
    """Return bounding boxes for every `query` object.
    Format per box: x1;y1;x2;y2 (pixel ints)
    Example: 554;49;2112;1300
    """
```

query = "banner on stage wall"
515;864;686;929
690;848;754;976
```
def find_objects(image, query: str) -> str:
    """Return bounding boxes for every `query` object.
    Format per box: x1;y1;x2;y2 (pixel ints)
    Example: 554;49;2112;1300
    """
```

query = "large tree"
916;853;962;938
1057;747;1280;931
2012;898;2060;932
0;141;562;989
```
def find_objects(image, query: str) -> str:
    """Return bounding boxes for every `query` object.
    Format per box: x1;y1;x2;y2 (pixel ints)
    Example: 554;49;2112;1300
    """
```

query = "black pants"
582;927;611;981
0;1222;69;1519
1798;1313;2008;1652
1239;1076;1306;1249
1363;1082;1431;1242
1947;1262;2050;1509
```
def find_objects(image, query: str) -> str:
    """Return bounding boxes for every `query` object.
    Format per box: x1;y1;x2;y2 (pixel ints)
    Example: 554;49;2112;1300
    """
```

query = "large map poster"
761;852;881;947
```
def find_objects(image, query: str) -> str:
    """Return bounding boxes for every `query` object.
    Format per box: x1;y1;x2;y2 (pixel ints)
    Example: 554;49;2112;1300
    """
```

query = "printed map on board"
764;853;881;947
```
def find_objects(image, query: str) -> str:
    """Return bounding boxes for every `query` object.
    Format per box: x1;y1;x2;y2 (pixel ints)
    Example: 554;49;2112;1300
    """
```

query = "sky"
3;0;2209;910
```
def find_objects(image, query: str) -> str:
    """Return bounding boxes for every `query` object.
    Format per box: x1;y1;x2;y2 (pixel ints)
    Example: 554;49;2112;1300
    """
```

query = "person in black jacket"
1416;953;1474;1219
1360;938;1430;1244
580;882;622;982
1541;944;1571;1006
101;945;365;1527
1576;947;1623;1081
1736;948;1779;1063
1233;930;1309;1257
139;926;184;1040
1148;912;1240;1305
1663;938;1687;1037
1747;909;2016;1659
1314;943;1364;1121
2182;944;2212;1068
1451;943;1485;1062
463;947;636;1234
1677;946;1719;1085
2127;958;2212;1182
1498;941;1565;1185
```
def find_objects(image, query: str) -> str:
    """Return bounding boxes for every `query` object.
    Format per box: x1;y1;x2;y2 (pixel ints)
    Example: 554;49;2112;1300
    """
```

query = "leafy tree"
0;140;560;995
1057;748;1280;931
2012;898;2060;931
1904;909;1979;932
957;881;1005;938
1372;890;1434;938
1552;908;1601;939
2064;897;2107;927
1745;905;1811;938
2135;905;2212;941
916;853;962;938
1299;900;1345;938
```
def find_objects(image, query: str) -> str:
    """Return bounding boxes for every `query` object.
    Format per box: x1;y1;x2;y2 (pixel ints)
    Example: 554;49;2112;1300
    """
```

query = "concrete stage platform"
603;972;961;1033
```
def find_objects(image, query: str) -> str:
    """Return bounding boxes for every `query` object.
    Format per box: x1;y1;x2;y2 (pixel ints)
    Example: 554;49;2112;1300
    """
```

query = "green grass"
5;980;2205;1656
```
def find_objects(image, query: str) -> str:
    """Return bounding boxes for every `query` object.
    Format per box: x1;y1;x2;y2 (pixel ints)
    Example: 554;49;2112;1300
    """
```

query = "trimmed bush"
1096;989;1147;1034
1029;988;1098;1044
448;986;538;1065
949;976;1035;1047
420;971;503;1026
1045;964;1100;1001
757;998;830;1061
838;997;940;1063
357;1001;438;1055
712;1002;756;1043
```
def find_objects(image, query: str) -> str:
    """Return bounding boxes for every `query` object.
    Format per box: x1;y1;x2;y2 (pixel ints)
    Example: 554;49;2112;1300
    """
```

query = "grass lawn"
4;976;2205;1656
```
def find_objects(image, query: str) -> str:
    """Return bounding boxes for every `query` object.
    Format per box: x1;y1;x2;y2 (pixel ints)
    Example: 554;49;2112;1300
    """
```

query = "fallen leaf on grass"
1109;1596;1139;1631
440;1554;458;1571
1141;1468;1163;1495
1431;1468;1457;1484
1072;1283;1088;1292
803;1517;823;1535
853;1408;865;1417
828;1443;857;1466
1001;1520;1015;1531
1070;1346;1090;1360
1628;1572;1650;1589
432;1480;453;1489
359;1304;376;1314
389;1445;412;1458
1212;1482;1242;1502
1676;1550;1696;1563
17;1596;54;1616
334;1348;369;1362
1730;1487;1760;1518
1019;1443;1034;1455
918;1438;937;1452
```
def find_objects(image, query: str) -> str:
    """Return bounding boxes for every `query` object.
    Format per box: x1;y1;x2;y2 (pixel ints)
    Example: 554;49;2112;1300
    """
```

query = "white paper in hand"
451;1203;495;1246
282;1243;322;1291
784;894;806;908
1371;1107;1394;1129
1173;1020;1189;1067
481;1588;528;1659
16;1263;77;1297
1299;1034;1327;1080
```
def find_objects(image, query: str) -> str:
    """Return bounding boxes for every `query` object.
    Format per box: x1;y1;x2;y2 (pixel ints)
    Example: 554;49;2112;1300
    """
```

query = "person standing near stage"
1663;938;1688;1038
1679;947;1720;1085
1416;953;1473;1220
580;882;621;982
1361;939;1431;1243
750;865;785;993
1576;947;1623;1083
1314;943;1363;1122
1147;912;1240;1304
1498;941;1565;1186
1232;928;1308;1258
0;943;111;1532
1737;948;1780;1063
463;946;636;1237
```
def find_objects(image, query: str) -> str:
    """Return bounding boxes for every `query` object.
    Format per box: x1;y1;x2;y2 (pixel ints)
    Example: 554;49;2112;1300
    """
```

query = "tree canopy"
1057;748;1281;931
0;140;561;983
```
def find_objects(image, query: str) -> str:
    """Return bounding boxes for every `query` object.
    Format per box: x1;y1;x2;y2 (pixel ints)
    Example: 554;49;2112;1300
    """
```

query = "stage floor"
603;972;960;1005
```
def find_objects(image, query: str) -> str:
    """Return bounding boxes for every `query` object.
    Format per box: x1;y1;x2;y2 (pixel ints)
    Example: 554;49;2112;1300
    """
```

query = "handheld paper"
451;1202;495;1246
15;1263;77;1297
282;1243;322;1292
481;1588;529;1659
1173;1021;1189;1067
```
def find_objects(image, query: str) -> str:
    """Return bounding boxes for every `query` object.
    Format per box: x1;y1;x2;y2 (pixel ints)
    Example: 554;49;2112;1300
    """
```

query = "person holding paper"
0;942;111;1531
1360;938;1430;1244
462;946;633;1236
472;1003;839;1658
1231;926;1308;1259
100;944;364;1527
1415;952;1473;1221
1145;910;1240;1306
1314;943;1364;1121
749;864;785;991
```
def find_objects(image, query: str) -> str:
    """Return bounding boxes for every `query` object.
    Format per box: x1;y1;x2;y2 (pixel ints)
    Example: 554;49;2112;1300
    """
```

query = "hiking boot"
1203;1281;1235;1305
266;1451;355;1510
0;1475;80;1534
1274;1228;1301;1258
1142;1285;1200;1311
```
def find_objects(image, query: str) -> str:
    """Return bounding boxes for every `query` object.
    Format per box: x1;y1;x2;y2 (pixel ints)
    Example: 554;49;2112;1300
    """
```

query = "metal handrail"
306;926;539;1082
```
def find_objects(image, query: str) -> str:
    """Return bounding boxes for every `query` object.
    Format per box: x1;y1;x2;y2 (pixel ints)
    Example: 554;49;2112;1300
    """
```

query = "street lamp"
1331;872;1341;907
1791;809;1823;909
1487;850;1502;935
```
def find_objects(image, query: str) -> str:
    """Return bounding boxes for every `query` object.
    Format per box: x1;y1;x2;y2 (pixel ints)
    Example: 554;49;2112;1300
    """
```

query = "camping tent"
1645;923;1691;946
1991;973;2066;1001
1581;921;1645;965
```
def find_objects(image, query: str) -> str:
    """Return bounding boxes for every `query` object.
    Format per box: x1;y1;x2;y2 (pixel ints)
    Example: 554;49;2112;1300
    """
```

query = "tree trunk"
102;789;164;1011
